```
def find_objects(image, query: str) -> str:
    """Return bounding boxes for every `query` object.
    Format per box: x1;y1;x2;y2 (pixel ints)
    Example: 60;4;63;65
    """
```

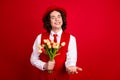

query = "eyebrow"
50;14;61;17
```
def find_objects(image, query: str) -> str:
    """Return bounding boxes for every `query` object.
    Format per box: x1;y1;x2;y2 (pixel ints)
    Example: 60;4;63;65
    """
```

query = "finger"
66;70;71;74
68;71;74;74
66;67;70;72
48;61;55;66
71;71;78;74
71;71;75;74
68;69;77;74
66;69;73;74
48;65;54;70
75;71;78;74
49;60;55;64
77;67;83;71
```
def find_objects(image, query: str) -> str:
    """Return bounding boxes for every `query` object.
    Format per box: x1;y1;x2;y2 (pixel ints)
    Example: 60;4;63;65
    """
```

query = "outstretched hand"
66;66;83;74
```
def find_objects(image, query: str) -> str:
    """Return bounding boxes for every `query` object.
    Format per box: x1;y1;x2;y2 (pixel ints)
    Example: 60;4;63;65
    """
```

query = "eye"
58;15;62;18
50;16;55;20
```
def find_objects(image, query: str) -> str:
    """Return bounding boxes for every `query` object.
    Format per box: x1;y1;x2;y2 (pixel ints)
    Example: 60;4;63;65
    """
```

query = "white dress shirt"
30;29;77;70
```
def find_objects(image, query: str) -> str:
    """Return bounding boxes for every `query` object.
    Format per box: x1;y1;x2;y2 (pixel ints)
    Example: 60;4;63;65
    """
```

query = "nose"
55;17;59;21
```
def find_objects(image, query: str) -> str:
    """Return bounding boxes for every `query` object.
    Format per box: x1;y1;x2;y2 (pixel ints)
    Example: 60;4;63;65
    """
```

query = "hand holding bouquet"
38;39;66;73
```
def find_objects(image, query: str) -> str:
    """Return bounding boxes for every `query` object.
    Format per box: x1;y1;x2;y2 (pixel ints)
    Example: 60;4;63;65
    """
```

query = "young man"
30;6;82;80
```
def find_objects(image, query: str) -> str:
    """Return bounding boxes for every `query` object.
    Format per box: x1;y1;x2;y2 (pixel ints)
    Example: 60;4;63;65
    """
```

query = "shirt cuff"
40;62;46;71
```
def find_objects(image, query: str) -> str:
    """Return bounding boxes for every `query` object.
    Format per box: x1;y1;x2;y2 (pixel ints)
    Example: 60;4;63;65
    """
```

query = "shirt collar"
50;29;63;37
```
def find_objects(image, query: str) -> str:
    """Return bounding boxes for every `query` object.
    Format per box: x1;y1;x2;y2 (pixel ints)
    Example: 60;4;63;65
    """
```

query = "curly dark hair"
42;7;67;33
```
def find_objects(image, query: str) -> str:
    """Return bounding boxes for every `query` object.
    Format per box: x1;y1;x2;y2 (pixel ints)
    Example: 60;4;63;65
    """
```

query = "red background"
0;0;120;80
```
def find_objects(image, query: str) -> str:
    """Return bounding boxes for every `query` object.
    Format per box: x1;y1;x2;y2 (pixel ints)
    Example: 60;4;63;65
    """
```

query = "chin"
54;25;62;28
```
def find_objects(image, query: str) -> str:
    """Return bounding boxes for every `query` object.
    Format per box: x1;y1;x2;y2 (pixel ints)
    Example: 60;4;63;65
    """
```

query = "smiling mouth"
54;22;61;25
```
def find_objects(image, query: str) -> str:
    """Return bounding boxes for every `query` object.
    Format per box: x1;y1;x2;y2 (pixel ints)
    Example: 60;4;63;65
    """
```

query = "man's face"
50;11;63;29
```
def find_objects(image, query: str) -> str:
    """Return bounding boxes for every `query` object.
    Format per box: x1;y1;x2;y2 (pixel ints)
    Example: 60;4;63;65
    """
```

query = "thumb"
76;67;83;71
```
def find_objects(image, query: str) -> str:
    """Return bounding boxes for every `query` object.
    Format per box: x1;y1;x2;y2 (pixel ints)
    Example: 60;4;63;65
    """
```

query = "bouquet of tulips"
38;39;66;73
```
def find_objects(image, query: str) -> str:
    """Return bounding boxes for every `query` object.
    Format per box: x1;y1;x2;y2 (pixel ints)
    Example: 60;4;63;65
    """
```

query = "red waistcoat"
38;32;70;80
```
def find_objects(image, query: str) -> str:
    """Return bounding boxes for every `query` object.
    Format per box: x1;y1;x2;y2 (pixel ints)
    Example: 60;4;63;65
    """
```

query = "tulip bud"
38;45;43;49
43;39;48;43
38;49;42;53
48;45;51;48
51;40;54;43
47;42;50;46
56;43;59;48
61;42;66;46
